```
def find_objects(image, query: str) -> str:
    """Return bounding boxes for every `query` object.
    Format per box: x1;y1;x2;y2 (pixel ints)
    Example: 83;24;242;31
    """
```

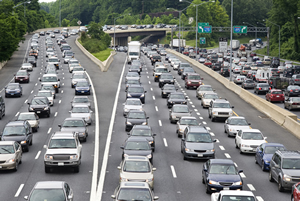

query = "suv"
269;150;300;192
208;99;234;122
44;131;82;173
1;121;32;152
151;54;161;65
185;73;203;89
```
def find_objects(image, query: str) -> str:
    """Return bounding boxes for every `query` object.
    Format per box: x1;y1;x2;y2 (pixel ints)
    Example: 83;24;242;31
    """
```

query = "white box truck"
230;40;240;50
171;39;186;48
127;41;141;64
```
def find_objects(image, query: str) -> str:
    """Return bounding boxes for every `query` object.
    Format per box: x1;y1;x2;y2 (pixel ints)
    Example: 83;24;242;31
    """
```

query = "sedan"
71;72;87;88
74;80;91;95
255;143;286;171
284;97;300;110
235;129;267;154
123;98;143;117
0;141;22;171
71;96;91;108
20;63;33;71
167;92;187;108
176;116;198;137
285;85;300;97
128;65;141;74
201;92;219;108
126;85;147;104
202;159;243;194
125;110;148;132
40;84;56;99
5;83;22;98
241;79;255;89
17;112;40;132
233;75;246;84
196;85;214;99
15;70;30;83
69;105;93;125
161;84;176;98
125;72;140;83
128;125;156;150
254;83;271;94
59;117;88;142
266;89;284;102
224;116;251;137
28;96;51;117
199;57;206;63
181;67;195;80
158;73;174;88
169;104;191;123
37;90;54;106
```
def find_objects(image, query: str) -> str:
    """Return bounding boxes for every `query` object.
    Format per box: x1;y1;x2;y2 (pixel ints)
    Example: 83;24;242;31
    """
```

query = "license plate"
81;91;84;93
253;148;256;151
277;96;279;97
37;111;41;113
223;187;229;190
10;94;14;95
58;162;64;166
20;79;23;81
198;154;203;157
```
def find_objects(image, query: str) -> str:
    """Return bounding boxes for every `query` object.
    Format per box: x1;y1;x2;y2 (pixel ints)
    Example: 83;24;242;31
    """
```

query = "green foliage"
143;15;152;24
61;18;70;27
70;18;79;26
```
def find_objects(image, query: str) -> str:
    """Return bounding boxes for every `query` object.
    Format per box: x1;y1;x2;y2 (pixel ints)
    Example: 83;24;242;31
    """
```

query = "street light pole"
59;0;61;27
266;20;280;59
257;21;270;56
229;0;233;81
13;1;31;18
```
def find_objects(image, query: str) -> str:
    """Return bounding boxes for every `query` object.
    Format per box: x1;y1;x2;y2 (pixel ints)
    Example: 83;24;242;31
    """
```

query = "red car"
292;182;300;201
265;89;284;102
183;49;189;56
204;60;212;67
250;52;257;57
185;73;203;89
14;70;30;83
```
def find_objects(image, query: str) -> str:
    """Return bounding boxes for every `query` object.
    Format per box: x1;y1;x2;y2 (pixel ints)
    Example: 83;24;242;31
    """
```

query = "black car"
167;92;187;108
27;56;36;68
120;136;153;163
125;110;148;132
178;63;192;75
151;54;161;65
284;85;300;97
40;31;45;36
212;63;221;71
28;96;51;117
5;83;22;98
158;73;174;88
128;125;156;151
126;85;147;104
1;121;32;152
271;59;280;68
125;80;141;91
219;67;230;77
161;84;177;98
254;83;271;94
181;67;195;80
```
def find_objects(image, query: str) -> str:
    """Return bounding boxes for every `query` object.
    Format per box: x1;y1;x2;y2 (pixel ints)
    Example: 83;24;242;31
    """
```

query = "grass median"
92;48;113;61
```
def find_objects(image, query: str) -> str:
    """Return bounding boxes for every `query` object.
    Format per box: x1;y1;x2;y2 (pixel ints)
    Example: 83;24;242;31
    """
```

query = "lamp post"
114;13;130;49
243;21;257;41
13;1;31;18
59;0;61;27
229;0;233;81
264;19;280;59
179;0;215;60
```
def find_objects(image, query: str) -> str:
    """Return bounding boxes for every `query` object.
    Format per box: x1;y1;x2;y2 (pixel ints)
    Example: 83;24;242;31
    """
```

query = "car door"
202;160;210;183
181;128;188;151
64;182;73;201
256;144;264;166
14;142;22;162
271;154;280;182
236;130;242;147
208;102;213;116
25;122;33;142
224;119;229;132
295;183;300;201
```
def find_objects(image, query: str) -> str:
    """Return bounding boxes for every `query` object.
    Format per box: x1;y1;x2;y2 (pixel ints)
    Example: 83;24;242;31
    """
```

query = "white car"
69;104;93;125
199;57;206;63
233;58;240;64
123;98;143;117
173;62;180;70
233;65;242;74
235;129;267;154
224;116;251;137
240;57;247;62
20;63;33;71
37;90;54;106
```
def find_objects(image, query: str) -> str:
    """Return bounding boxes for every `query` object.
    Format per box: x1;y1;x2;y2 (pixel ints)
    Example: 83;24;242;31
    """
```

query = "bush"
186;31;195;40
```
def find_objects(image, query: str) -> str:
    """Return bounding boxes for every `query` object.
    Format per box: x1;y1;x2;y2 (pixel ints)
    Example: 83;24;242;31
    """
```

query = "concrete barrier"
166;49;300;138
0;61;7;70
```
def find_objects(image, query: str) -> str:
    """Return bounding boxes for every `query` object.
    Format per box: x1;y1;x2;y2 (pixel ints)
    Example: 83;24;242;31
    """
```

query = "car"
118;156;156;189
153;67;169;82
69;105;93;125
169;104;191;123
5;83;22;97
123;98;143;117
127;125;156;150
47;56;60;69
219;67;230;77
14;70;30;83
256;43;261;48
181;67;195;80
27;56;37;67
199;57;206;63
202;159;243;194
72;66;85;73
16;112;40;132
158;73;174;88
125;79;141;92
284;97;300;110
125;72;140;83
126;85;147;104
71;72;87;88
232;65;242;74
1;121;32;152
269;150;300;192
211;190;256;201
37;90;54;106
46;48;55;57
240;66;251;75
120;137;153;163
208;99;234;122
233;75;246;84
111;182;158;201
71;96;91;109
62;50;74;58
196;85;214;99
161;84;176;98
201;92;219;108
255;143;286;171
173;61;181;70
29;49;38;58
58;117;88;142
44;131;82;173
20;63;33;71
0;141;22;171
28;96;51;117
40;84;56;98
254;83;271;94
184;73;203;89
150;54;161;65
24;181;74;201
40;74;60;93
132;60;143;72
176;116;198;137
64;55;73;64
291;74;300;85
235;129;267;154
128;65;141;74
224;116;251;137
292;182;300;201
74;79;91;95
285;85;300;97
211;63;221;71
266;89;284;102
125;110;148;132
240;56;247;62
166;92;187;108
181;126;216;160
241;79;255;89
178;63;191;75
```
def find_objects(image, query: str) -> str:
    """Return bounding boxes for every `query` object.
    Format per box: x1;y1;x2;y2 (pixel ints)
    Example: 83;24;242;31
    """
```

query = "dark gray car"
58;117;88;142
125;110;148;132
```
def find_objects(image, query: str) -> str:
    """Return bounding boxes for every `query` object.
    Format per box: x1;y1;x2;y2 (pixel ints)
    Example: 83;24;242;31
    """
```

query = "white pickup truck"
211;190;256;201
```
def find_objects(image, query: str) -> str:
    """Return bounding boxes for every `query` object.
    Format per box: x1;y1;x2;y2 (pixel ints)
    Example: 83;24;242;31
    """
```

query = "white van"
62;28;69;32
256;68;272;82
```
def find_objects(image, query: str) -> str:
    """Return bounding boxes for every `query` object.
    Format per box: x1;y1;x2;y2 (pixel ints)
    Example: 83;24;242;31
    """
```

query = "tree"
70;18;79;26
61;18;70;27
44;20;51;28
155;17;163;24
143;14;152;24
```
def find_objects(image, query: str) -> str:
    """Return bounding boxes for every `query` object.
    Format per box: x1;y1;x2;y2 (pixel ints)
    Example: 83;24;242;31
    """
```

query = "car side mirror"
58;78;60;81
43;145;48;149
46;60;48;62
231;106;234;108
153;133;157;136
181;138;185;141
117;166;121;170
248;123;251;125
144;91;147;93
38;78;41;81
152;167;157;171
203;168;208;172
58;124;61;128
120;146;124;149
146;117;149;119
111;195;116;199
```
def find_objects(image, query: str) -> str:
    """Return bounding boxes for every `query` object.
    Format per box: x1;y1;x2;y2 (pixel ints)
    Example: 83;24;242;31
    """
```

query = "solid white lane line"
163;138;168;147
152;96;155;100
149;81;151;84
202;121;207;125
24;99;28;104
224;153;231;158
155;106;158;111
95;58;126;201
170;165;177;178
14;184;24;197
158;120;162;126
31;90;34;94
35;151;41;159
54;112;58;117
256;196;264;201
219;145;225;150
247;184;256;191
59;100;61;104
15;112;19;117
240;173;246;178
150;88;153;91
47;128;52;134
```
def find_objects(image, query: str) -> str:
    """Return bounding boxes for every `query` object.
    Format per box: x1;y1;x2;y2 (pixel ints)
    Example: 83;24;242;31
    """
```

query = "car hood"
2;135;26;142
45;148;78;155
263;154;274;162
240;139;266;146
185;142;214;150
30;104;48;108
0;154;15;161
227;125;251;130
212;108;232;112
127;92;143;96
124;105;142;111
61;127;86;132
127;119;147;124
70;113;90;118
168;98;186;102
124;150;152;156
120;171;153;180
208;174;241;183
282;169;300;177
162;90;176;93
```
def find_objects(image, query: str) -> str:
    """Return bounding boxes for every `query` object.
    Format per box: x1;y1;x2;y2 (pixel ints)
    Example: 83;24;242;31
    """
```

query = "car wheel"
269;171;274;182
224;128;227;133
83;137;87;142
183;154;187;160
208;113;211;118
25;145;29;152
29;139;32;146
47;112;50;118
235;140;239;148
292;195;295;201
205;184;211;194
278;178;285;192
202;177;205;184
211;117;215;122
45;166;51;173
261;161;265;171
289;105;292;111
14;162;18;172
74;166;80;173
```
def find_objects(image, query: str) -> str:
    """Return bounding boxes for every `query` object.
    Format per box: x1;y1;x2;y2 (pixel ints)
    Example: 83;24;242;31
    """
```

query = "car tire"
235;140;239;148
202;177;205;184
45;166;51;173
224;128;227;133
205;184;211;194
211;117;215;122
183;154;187;160
288;105;292;111
269;171;274;182
29;140;32;146
14;162;18;172
261;161;265;171
25;145;29;152
74;166;80;173
83;137;87;142
278;178;284;192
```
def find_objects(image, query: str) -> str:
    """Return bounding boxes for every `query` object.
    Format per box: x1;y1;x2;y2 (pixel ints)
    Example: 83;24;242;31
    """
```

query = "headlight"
233;181;243;186
140;94;145;97
126;121;132;125
121;177;128;182
127;94;132;97
209;180;218;185
124;108;129;112
70;155;78;160
283;174;291;182
185;148;192;152
241;144;250;147
179;129;183;132
29;107;34;111
229;112;233;115
146;178;154;182
213;111;217;115
147;154;152;159
182;101;186;104
148;141;154;144
44;107;49;110
229;128;236;132
124;154;129;158
7;158;15;163
45;155;53;160
207;149;215;152
265;160;270;163
16;90;20;92
21;141;27;144
188;81;191;84
172;115;176;119
163;92;166;94
80;132;86;136
142;122;147;125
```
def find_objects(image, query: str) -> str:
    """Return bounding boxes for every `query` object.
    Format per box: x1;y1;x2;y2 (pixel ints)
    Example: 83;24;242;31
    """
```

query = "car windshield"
48;58;58;62
29;189;66;201
186;133;212;143
73;68;84;71
73;98;89;103
31;99;47;105
16;71;27;76
179;119;197;125
126;99;142;105
0;145;15;154
127;112;146;119
221;196;255;201
291;97;300;102
70;60;79;64
188;75;201;80
169;94;185;99
62;120;85;127
163;85;176;90
117;188;151;201
41;86;54;91
128;87;144;93
290;86;300;89
3;126;25;136
130;65;139;69
18;114;36;120
7;85;20;90
181;64;190;67
125;141;150;150
131;129;151;136
204;94;218;99
173;106;189;113
229;119;248;125
213;103;231;108
41;76;57;82
127;73;139;77
123;161;150;172
160;74;173;79
259;84;269;87
37;92;52;97
48;139;76;149
209;164;237;175
245;80;254;83
282;158;300;169
76;82;89;87
73;74;85;79
22;63;31;67
72;107;89;113
264;146;285;154
156;68;168;73
184;68;194;72
272;91;283;94
127;80;140;85
242;132;264;140
129;52;139;56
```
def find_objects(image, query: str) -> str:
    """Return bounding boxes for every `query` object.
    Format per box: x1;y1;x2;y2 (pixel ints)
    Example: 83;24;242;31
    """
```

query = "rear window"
272;91;283;94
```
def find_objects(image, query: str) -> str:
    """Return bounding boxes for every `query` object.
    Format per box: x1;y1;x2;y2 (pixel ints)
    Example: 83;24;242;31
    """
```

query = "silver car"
169;104;191;123
123;98;143;117
233;75;246;84
196;85;214;99
176;116;198;137
69;105;93;125
224;116;251;137
17;112;40;132
71;72;87;88
125;72;140;83
40;84;56;99
201;92;219;108
37;90;54;106
284;97;300;110
0;141;22;171
71;96;91;109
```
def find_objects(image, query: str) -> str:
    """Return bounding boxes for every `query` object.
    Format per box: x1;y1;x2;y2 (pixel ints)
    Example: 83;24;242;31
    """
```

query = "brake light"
290;90;293;92
292;103;299;105
277;71;280;73
269;87;271;90
270;82;273;84
295;79;300;81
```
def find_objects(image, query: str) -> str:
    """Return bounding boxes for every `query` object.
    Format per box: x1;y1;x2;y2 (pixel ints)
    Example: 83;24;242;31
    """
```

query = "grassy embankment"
78;38;112;61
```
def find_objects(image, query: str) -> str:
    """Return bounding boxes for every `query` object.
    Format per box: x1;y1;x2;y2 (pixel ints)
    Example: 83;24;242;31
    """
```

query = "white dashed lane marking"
256;196;264;201
155;106;158;111
14;184;24;197
35;151;41;160
158;120;162;126
152;96;155;100
163;138;168;147
170;165;177;178
247;184;256;191
54;112;58;117
47;128;52;134
224;153;231;158
240;172;246;178
219;145;225;150
15;112;19;117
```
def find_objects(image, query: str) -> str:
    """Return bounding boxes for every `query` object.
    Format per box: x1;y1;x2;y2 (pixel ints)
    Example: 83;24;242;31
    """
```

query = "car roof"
128;110;145;113
218;190;254;196
241;129;261;133
228;116;246;120
187;125;208;133
186;73;199;76
125;155;149;161
64;117;85;121
170;92;184;95
180;116;196;120
173;104;188;108
42;74;58;77
128;85;143;88
6;121;26;126
72;104;89;108
132;125;151;130
19;112;36;116
7;83;20;86
38;90;52;93
52;131;77;139
210;159;234;165
270;89;282;92
212;99;229;103
74;96;89;99
32;96;48;100
126;136;150;142
277;150;300;158
0;141;16;145
34;181;65;189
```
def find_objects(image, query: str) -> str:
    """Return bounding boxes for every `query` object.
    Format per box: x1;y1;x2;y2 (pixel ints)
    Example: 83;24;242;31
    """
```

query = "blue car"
75;79;91;95
5;83;22;98
255;143;286;171
202;159;243;194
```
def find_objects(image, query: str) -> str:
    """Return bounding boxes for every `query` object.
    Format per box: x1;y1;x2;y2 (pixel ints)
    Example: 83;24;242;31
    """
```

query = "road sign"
198;22;209;26
199;37;206;44
219;41;228;53
198;25;212;33
189;17;194;24
233;26;247;34
219;37;227;42
77;20;82;25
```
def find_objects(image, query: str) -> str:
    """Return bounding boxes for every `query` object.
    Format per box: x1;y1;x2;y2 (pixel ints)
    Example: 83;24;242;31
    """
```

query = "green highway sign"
198;22;209;26
198;25;212;33
233;26;247;34
199;37;206;44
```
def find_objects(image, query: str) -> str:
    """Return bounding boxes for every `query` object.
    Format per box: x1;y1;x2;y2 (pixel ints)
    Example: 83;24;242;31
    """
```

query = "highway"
0;33;299;201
